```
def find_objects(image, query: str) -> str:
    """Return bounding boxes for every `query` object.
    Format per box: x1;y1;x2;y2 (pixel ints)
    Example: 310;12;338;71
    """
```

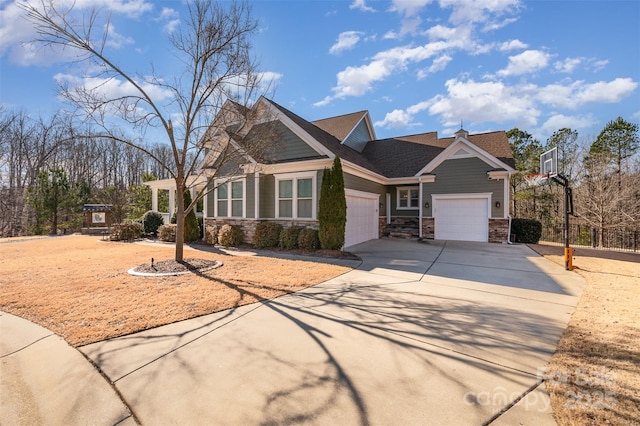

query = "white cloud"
427;78;540;127
350;0;376;12
156;7;180;34
554;57;582;74
0;0;153;66
417;54;452;79
537;78;638;109
316;38;465;105
539;114;594;134
374;108;414;128
576;78;639;104
439;0;521;26
499;39;527;51
104;23;134;48
497;49;551;76
53;73;173;103
329;31;364;54
158;7;178;20
389;0;432;17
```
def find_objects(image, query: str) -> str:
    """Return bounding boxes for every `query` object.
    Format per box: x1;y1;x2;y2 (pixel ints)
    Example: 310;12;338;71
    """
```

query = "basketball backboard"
540;146;558;177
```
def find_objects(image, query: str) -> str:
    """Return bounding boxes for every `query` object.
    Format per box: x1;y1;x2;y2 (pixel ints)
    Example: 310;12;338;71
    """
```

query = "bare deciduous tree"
21;0;273;261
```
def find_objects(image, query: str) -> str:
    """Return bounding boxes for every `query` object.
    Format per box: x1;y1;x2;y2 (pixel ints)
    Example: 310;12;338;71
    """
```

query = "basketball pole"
552;174;573;270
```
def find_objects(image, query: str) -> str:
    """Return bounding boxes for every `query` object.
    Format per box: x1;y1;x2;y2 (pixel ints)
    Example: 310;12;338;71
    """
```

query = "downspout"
507;215;513;244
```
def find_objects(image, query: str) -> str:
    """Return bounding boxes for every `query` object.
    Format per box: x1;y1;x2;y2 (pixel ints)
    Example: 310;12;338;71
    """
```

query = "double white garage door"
343;191;490;246
434;196;489;242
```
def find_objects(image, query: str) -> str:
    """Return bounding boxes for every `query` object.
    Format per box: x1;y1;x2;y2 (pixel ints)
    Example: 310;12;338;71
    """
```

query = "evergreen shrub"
110;222;144;241
218;224;244;247
205;224;219;245
142;210;164;236
279;226;302;250
297;228;320;251
158;224;177;242
511;218;542;243
253;222;283;249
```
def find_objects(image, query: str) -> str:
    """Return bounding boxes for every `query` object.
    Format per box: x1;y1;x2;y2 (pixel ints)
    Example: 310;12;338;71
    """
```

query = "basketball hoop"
523;173;548;188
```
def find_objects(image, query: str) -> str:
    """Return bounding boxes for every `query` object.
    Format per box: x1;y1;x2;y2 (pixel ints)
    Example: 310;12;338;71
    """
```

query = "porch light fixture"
424;202;429;208
495;201;501;208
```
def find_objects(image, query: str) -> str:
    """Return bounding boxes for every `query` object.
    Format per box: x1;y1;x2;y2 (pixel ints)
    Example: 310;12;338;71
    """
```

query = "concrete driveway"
80;239;584;425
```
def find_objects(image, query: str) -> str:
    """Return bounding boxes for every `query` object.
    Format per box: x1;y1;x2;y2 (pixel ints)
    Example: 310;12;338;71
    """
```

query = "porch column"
254;172;260;219
203;190;208;218
190;187;197;213
169;189;176;215
419;180;423;238
151;187;158;212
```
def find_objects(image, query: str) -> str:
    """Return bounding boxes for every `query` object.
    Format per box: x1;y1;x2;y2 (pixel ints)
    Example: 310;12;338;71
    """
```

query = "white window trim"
396;186;420;210
214;178;246;218
274;171;317;219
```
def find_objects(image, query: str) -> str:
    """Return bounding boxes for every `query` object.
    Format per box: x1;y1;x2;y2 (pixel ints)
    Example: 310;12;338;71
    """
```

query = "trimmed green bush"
511;218;542;243
218;224;244;247
253;222;283;249
297;228;319;251
279;226;302;250
158;224;177;242
110;222;144;241
142;210;164;236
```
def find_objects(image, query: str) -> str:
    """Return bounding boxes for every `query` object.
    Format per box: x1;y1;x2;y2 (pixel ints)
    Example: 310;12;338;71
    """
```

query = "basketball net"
523;173;548;188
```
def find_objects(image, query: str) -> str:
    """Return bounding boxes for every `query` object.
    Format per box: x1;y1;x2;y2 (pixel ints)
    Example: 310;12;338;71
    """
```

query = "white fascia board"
262;99;336;159
341;160;387;185
416;137;515;176
386;177;421;185
144;178;176;189
487;170;511;180
258;158;333;175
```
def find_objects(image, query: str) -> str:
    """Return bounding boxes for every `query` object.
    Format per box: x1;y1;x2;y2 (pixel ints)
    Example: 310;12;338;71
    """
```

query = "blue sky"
1;0;638;143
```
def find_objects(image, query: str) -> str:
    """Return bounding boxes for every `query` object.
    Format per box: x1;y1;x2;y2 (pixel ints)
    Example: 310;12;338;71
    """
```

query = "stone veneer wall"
204;218;318;245
488;218;509;243
421;218;507;243
378;217;387;237
421;218;435;239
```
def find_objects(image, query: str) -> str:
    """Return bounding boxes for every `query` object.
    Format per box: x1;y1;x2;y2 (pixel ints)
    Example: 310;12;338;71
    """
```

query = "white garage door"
345;190;379;248
434;197;488;242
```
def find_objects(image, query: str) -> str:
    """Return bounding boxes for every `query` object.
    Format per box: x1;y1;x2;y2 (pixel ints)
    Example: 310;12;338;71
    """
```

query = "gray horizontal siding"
343;119;371;153
268;121;322;162
343;172;386;214
422;157;505;218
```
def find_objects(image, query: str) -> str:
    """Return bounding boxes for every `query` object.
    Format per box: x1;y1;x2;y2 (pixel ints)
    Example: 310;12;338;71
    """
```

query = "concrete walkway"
1;239;585;425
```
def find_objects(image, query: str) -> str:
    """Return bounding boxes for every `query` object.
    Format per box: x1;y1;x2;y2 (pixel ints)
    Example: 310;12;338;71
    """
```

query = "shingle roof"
269;100;384;174
311;111;368;142
266;99;515;178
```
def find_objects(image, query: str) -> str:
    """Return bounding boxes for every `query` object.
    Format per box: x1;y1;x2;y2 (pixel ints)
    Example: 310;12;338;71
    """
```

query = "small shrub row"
511;218;542;243
251;222;319;251
110;222;144;241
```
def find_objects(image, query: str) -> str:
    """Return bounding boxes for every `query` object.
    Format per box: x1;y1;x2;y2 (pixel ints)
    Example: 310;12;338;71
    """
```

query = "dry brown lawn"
530;245;640;426
2;236;638;425
0;235;353;347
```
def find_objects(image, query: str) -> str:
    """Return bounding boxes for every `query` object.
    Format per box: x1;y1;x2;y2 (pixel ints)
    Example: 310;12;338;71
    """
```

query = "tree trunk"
175;183;185;262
